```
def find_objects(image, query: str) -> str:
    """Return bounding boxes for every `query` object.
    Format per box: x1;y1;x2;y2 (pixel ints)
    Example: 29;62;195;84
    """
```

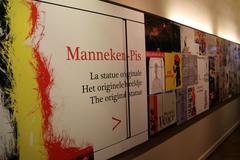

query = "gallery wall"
134;97;240;160
107;0;240;159
109;0;240;43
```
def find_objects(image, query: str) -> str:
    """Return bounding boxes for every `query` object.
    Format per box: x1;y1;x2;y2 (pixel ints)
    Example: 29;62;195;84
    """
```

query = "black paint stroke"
0;0;18;159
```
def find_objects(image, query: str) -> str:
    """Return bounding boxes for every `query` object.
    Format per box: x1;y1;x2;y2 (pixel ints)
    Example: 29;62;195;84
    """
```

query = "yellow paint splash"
7;0;47;159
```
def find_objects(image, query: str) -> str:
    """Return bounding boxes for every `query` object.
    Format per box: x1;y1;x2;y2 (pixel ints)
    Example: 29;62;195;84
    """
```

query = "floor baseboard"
198;120;240;160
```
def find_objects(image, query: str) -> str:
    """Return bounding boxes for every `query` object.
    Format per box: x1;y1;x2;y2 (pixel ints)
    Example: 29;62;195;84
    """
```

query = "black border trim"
124;20;132;138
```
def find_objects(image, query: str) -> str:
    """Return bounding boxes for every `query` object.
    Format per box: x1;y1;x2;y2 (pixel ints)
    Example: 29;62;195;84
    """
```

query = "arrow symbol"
112;117;121;131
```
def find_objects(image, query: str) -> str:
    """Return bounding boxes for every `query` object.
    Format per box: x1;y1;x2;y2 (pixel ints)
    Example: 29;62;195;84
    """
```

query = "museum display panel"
0;1;148;160
0;0;240;160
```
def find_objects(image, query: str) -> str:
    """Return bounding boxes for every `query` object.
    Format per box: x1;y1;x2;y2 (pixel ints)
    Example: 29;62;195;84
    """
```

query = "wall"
109;0;240;43
107;0;240;159
133;97;240;160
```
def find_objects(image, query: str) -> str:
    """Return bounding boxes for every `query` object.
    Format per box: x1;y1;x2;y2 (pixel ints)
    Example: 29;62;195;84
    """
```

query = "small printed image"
182;54;198;87
180;25;199;55
145;14;180;52
195;84;209;115
222;40;230;100
216;37;225;54
209;56;219;107
176;88;188;125
229;43;239;96
165;53;182;90
194;30;207;56
149;58;165;94
206;34;217;55
187;86;196;120
195;57;209;114
149;91;177;136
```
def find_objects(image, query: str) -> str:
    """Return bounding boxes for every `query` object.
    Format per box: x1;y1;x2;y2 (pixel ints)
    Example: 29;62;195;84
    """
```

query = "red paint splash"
34;48;53;131
34;49;93;160
29;2;38;37
29;1;93;160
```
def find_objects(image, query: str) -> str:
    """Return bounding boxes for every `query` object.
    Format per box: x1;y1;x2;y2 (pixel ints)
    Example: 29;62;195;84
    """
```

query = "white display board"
127;21;148;136
149;58;165;94
180;25;198;55
36;1;147;159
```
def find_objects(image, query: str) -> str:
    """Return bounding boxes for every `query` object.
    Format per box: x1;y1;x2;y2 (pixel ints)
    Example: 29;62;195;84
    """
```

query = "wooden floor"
207;126;240;160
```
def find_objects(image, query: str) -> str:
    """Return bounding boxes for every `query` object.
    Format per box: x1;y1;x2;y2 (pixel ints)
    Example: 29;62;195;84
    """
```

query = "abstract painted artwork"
0;1;94;159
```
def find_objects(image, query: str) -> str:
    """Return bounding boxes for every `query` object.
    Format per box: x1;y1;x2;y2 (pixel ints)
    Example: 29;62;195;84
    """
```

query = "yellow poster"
165;53;182;90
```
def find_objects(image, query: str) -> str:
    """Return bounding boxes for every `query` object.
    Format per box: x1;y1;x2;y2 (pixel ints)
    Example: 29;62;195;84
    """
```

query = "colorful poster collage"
145;13;240;135
145;14;181;135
